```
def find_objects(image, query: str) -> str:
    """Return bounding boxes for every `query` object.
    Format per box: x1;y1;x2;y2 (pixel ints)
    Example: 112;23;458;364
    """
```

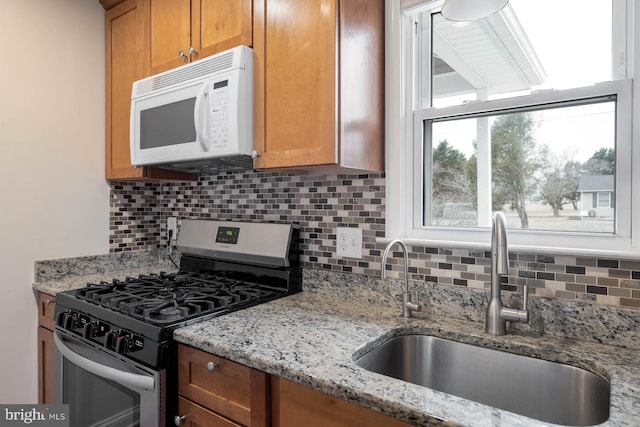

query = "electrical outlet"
167;217;178;243
336;227;363;259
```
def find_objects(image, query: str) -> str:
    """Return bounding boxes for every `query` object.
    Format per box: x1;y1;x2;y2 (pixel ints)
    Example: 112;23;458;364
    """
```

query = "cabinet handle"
207;362;218;373
178;50;187;59
173;415;186;426
45;299;53;305
188;47;198;56
251;150;261;159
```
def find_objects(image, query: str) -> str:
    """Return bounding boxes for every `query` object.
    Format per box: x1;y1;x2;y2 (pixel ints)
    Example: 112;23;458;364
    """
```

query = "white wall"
0;0;108;403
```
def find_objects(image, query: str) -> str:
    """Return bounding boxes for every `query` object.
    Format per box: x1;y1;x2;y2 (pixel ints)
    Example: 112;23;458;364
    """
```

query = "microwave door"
131;80;206;166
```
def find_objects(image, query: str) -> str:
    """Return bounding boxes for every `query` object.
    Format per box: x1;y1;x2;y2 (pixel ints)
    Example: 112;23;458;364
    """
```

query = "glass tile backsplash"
109;171;640;309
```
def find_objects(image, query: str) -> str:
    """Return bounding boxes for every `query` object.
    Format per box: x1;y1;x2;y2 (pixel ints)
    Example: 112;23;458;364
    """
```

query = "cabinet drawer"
178;396;242;427
37;292;56;331
178;344;269;426
271;377;413;427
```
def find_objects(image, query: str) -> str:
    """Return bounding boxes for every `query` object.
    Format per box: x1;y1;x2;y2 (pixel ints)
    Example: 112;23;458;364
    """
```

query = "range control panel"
56;310;144;355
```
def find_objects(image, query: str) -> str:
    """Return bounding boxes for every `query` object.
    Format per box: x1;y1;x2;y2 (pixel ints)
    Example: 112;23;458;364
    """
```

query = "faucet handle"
402;291;423;317
409;291;423;313
413;291;424;305
522;284;529;311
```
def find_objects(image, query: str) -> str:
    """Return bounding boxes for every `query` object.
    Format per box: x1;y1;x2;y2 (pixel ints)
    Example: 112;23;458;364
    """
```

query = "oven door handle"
54;333;155;392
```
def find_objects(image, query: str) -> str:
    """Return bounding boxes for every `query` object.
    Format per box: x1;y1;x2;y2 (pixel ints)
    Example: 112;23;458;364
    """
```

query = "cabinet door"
253;0;338;169
38;326;55;404
192;0;253;59
106;0;198;181
105;0;146;179
271;377;412;427
143;0;191;76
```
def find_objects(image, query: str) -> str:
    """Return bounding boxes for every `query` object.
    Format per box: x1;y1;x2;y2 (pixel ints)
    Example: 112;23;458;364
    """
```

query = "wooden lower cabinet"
178;397;242;427
271;377;413;427
178;345;413;427
36;292;56;404
177;344;269;426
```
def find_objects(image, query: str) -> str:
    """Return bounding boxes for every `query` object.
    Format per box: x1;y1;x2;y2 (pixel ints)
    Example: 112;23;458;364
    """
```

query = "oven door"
54;331;164;427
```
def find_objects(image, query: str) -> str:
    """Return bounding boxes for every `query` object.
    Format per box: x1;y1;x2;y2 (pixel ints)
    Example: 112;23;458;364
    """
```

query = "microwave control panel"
209;79;230;149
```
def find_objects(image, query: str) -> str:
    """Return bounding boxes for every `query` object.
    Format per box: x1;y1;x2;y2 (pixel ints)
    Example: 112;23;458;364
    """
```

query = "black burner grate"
75;272;278;325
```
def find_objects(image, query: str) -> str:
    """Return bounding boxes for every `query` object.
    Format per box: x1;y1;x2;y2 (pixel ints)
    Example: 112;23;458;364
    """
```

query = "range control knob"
62;312;78;330
115;335;132;354
56;311;68;328
104;330;118;349
82;322;97;339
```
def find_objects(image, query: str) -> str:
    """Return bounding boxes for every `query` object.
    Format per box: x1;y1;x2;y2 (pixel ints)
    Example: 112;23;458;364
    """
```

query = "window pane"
427;100;615;233
430;0;612;108
597;192;611;208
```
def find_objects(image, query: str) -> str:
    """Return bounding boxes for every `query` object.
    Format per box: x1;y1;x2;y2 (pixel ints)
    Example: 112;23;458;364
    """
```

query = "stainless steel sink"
355;335;610;426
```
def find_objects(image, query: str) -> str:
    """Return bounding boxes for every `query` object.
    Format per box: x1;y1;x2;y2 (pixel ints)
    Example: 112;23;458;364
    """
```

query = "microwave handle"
54;332;155;392
194;83;211;152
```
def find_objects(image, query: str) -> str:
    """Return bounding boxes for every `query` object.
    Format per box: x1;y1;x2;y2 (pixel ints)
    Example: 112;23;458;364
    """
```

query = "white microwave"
130;45;253;172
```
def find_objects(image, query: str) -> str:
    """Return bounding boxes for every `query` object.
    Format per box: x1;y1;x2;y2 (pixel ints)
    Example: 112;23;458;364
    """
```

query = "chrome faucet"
381;239;422;318
486;212;529;335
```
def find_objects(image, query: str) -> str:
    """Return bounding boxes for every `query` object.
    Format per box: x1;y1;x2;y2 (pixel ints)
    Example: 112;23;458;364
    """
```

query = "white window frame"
384;0;640;257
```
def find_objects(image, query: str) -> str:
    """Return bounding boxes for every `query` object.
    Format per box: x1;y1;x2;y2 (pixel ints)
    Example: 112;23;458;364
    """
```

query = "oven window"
63;359;140;427
140;98;197;149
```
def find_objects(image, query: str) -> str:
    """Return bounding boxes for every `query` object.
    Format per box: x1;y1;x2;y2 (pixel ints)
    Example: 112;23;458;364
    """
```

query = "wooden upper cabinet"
104;0;198;181
105;0;145;180
143;0;253;76
194;0;253;60
252;0;384;174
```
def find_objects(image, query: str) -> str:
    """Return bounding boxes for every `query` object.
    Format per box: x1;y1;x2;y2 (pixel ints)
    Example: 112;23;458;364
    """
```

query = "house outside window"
385;0;640;255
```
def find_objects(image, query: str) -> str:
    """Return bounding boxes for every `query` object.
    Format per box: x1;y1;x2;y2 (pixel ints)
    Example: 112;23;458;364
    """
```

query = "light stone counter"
33;250;178;295
174;288;640;427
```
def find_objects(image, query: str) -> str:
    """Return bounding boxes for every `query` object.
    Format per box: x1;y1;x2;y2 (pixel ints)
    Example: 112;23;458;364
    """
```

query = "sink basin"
355;335;610;426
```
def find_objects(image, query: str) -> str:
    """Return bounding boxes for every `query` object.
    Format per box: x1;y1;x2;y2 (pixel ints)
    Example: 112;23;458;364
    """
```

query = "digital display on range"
215;226;240;244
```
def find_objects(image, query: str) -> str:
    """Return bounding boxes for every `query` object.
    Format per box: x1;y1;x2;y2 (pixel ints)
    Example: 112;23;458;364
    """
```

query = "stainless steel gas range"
54;220;300;427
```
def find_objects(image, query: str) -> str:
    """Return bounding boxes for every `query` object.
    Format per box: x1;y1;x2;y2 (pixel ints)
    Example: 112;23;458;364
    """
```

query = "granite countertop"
174;292;640;427
33;253;640;426
33;250;178;295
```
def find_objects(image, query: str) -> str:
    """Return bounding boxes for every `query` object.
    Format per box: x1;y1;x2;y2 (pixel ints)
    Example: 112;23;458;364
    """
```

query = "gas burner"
75;272;282;326
151;304;189;323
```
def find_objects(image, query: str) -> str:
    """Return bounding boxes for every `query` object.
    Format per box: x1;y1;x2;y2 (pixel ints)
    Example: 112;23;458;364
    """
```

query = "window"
597;193;612;209
386;0;640;254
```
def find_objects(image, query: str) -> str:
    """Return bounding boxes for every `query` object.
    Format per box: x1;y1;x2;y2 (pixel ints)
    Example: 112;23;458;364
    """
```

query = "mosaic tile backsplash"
109;171;640;309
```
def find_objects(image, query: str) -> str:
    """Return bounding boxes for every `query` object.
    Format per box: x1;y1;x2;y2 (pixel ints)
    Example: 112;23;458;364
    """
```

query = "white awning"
432;3;546;98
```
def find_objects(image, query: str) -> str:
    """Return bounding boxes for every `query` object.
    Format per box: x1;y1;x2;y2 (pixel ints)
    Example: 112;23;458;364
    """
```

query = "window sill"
376;236;640;259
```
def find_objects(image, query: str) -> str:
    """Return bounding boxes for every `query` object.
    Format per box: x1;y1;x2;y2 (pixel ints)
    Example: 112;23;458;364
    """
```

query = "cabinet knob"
207;362;218;373
173;415;186;426
178;50;187;59
188;47;198;56
250;150;261;160
45;299;53;305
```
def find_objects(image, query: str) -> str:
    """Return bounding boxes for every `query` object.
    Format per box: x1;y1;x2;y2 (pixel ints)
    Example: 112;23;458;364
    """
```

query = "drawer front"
37;292;56;330
178;344;269;426
178;396;242;427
